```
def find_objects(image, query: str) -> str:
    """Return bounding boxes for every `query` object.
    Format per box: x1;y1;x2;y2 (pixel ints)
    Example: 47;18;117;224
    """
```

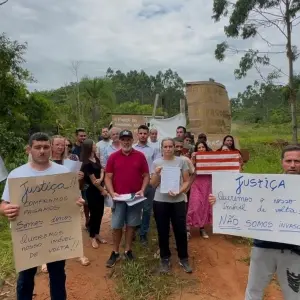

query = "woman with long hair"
187;141;212;239
217;135;244;169
81;139;107;249
150;138;192;274
50;135;66;163
65;138;79;161
221;135;239;151
41;136;89;273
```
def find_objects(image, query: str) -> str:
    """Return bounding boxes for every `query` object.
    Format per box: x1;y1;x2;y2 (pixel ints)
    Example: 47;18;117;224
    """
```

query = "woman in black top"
81;139;108;249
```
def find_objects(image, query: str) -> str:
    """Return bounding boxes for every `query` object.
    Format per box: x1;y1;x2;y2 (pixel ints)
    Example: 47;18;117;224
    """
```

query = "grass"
114;220;198;300
0;217;14;281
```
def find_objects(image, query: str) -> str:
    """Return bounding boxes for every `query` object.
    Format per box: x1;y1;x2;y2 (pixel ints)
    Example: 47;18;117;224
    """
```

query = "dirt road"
30;209;282;299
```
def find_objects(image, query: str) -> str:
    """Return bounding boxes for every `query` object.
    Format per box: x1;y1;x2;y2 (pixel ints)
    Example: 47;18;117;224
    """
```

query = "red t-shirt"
105;149;149;194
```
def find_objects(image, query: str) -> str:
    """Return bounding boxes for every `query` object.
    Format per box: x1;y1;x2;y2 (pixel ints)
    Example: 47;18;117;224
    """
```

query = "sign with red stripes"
195;151;241;174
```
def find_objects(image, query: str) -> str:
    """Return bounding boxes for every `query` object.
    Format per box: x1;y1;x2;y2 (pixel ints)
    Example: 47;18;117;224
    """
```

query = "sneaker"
124;250;134;261
106;251;120;268
159;258;171;274
140;235;148;246
200;229;209;239
179;259;192;273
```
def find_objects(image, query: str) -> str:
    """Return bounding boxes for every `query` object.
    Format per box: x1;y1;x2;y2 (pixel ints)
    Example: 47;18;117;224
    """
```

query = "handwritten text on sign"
212;172;300;245
9;173;83;272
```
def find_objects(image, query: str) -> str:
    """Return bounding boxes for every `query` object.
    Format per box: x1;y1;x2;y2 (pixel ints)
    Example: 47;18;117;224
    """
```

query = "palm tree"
81;77;115;137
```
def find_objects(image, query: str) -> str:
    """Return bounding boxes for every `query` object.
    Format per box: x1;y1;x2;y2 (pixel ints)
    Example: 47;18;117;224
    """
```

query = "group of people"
1;124;299;300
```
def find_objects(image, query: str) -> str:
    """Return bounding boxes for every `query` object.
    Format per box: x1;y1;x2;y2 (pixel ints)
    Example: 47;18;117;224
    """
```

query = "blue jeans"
139;185;155;237
17;260;66;300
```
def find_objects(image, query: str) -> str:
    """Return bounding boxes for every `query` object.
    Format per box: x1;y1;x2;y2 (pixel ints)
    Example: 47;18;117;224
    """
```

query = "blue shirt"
133;143;159;171
103;143;120;168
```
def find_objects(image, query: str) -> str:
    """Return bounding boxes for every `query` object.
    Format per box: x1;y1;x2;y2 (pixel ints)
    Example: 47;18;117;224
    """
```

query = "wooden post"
152;93;159;118
180;98;185;114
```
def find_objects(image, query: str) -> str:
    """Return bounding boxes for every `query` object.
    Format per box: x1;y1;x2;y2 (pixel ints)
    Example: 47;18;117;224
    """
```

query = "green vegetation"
115;220;198;300
213;0;300;142
0;217;14;279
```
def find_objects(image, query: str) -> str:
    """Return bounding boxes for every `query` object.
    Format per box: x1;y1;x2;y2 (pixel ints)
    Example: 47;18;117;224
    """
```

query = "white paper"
127;198;146;206
212;172;300;246
160;166;180;194
113;194;136;201
63;159;82;173
0;156;8;182
113;193;146;203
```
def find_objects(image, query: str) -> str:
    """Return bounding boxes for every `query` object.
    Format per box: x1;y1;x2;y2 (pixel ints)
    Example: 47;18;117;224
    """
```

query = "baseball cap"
119;130;133;139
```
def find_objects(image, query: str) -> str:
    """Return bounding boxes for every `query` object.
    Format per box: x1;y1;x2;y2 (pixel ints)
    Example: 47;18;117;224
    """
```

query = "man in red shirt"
105;130;150;267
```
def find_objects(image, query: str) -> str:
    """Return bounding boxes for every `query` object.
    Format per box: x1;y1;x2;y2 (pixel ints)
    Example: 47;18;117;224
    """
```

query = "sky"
0;0;299;98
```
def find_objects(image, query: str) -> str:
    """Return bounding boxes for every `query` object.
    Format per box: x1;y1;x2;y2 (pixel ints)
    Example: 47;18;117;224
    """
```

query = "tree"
81;77;116;136
0;33;57;169
70;61;82;126
105;68;184;116
0;0;8;6
212;0;300;143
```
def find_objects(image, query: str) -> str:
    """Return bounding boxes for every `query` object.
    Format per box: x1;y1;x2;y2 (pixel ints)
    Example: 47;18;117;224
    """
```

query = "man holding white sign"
209;145;300;300
0;132;84;300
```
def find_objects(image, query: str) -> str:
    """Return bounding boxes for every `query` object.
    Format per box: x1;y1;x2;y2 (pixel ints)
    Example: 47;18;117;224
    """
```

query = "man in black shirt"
72;128;87;158
72;128;90;229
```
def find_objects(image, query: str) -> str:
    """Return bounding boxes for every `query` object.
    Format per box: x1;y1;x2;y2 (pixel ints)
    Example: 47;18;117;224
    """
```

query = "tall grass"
0;217;14;280
233;123;289;174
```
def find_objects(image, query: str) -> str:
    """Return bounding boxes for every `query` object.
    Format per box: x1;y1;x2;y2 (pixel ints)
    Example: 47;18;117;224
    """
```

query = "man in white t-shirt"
0;132;84;300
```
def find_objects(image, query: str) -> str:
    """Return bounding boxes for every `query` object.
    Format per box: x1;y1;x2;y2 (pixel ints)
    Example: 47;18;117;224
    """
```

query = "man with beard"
209;145;300;300
105;130;149;267
133;125;158;245
96;127;111;166
72;128;90;229
72;128;87;157
0;132;85;300
176;126;193;156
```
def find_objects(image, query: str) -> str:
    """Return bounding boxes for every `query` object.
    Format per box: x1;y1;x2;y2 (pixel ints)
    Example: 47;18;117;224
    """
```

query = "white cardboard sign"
212;172;300;245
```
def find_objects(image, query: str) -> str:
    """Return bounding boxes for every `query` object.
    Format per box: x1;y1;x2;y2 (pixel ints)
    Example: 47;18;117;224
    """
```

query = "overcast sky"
1;0;299;97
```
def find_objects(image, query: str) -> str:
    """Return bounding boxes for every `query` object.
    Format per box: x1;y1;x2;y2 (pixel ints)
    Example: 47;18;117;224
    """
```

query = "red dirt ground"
1;208;283;300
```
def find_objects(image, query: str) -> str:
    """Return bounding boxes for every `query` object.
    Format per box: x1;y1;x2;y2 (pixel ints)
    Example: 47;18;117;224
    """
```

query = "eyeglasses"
66;144;72;148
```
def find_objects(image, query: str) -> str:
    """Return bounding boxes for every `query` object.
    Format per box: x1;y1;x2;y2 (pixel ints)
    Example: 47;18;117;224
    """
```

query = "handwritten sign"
195;151;240;174
212;172;300;246
9;173;83;272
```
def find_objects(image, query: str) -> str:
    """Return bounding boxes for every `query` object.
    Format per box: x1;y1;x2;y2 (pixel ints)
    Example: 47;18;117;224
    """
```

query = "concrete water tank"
185;81;231;134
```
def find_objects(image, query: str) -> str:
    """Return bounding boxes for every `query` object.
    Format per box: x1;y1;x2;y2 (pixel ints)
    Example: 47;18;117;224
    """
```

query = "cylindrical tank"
185;81;231;134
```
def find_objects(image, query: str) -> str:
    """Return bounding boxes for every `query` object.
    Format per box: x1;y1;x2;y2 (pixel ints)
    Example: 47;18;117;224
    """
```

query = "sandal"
96;235;107;244
200;229;209;239
187;231;191;241
79;256;90;266
41;264;48;273
91;238;99;249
